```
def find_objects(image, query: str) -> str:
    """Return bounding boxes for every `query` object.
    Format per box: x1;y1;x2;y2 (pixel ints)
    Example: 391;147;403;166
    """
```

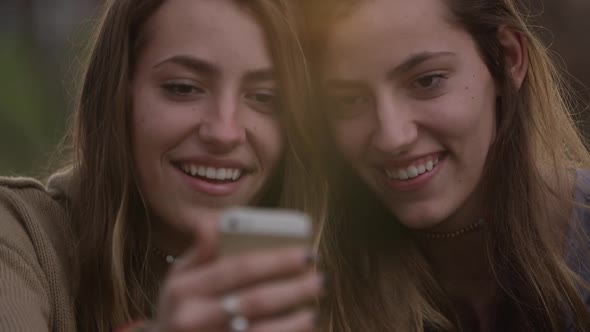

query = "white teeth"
407;166;419;178
398;169;409;180
206;167;216;178
417;165;426;174
180;164;243;181
426;161;433;171
385;157;440;181
216;168;226;180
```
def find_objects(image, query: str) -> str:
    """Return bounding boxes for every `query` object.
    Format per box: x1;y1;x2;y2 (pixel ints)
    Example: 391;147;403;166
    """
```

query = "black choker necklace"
415;218;486;239
151;246;176;264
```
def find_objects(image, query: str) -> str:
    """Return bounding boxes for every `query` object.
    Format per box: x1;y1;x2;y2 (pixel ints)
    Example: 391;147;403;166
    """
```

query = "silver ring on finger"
221;295;249;332
222;294;242;316
229;314;249;332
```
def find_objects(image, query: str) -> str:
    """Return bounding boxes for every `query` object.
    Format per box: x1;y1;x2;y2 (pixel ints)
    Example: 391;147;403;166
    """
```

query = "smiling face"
321;0;498;231
131;0;283;240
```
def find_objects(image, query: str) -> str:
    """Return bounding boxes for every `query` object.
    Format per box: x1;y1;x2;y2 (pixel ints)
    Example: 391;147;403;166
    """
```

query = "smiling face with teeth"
130;0;285;246
321;0;499;231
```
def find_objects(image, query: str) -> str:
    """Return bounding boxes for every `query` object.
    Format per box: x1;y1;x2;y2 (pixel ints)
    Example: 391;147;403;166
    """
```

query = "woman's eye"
412;74;447;90
162;83;205;97
326;93;373;118
246;93;276;105
245;91;280;114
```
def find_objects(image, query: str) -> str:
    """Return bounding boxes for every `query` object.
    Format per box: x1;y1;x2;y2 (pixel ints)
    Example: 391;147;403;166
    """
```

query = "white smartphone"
218;207;312;256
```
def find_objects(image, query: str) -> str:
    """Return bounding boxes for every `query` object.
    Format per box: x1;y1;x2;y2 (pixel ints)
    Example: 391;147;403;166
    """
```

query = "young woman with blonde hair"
0;0;324;331
300;0;590;330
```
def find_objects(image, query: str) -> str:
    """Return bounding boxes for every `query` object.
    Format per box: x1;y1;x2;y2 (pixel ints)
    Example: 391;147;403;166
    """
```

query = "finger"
163;297;226;332
192;208;221;262
249;308;318;332
172;209;222;272
237;271;323;318
174;246;314;295
170;243;201;273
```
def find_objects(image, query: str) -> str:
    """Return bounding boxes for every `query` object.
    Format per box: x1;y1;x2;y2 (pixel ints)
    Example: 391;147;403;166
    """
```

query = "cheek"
424;84;496;143
131;85;199;192
245;114;284;167
132;86;198;158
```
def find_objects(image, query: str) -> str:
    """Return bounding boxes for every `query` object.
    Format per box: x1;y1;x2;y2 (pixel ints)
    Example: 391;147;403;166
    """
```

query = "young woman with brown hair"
300;0;590;330
0;0;324;331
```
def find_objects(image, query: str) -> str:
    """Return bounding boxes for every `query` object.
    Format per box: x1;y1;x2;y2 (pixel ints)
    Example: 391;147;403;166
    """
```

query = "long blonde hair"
63;0;322;330
300;0;590;330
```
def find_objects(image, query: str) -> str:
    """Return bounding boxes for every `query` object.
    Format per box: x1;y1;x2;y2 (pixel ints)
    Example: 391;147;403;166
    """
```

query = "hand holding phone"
151;208;321;332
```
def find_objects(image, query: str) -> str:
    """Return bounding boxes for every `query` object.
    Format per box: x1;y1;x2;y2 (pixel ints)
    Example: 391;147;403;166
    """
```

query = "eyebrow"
154;55;220;77
324;51;456;88
153;55;276;82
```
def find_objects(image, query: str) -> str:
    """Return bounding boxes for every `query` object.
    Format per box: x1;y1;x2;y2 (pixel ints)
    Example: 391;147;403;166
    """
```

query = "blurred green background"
0;0;96;177
0;0;589;177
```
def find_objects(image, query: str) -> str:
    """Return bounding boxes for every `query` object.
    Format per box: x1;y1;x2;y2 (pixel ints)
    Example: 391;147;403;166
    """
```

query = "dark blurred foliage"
0;0;97;176
531;0;590;138
0;0;589;176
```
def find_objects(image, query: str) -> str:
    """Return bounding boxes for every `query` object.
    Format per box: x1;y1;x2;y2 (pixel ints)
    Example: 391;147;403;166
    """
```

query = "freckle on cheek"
465;86;470;90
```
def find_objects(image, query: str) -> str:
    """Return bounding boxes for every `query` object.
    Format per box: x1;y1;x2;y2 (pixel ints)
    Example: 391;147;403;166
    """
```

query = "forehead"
323;0;468;76
139;0;272;70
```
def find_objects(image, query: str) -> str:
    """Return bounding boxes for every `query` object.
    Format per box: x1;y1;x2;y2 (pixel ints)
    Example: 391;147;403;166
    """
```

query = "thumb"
174;208;222;270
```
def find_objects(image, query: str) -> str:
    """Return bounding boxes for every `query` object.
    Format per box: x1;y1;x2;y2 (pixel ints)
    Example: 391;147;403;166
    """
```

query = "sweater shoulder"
0;175;76;285
0;175;77;330
0;175;73;251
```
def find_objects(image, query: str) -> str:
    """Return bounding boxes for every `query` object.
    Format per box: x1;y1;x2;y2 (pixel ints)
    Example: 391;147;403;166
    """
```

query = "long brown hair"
63;0;322;330
300;0;590;330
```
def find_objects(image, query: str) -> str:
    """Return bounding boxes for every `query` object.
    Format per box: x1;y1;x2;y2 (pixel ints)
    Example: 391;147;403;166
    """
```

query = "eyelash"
161;82;205;97
411;73;448;91
245;91;280;114
245;92;276;105
161;80;280;116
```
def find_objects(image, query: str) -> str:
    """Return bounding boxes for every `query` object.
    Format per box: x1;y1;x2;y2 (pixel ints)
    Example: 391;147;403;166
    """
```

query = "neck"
418;229;492;286
150;217;192;258
418;229;502;330
416;188;496;290
414;193;502;329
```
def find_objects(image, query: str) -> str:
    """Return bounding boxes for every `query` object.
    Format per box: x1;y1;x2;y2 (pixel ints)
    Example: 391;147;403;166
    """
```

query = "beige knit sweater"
0;173;77;331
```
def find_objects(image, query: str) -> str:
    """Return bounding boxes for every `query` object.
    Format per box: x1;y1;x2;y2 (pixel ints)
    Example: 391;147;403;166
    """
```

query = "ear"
497;25;529;90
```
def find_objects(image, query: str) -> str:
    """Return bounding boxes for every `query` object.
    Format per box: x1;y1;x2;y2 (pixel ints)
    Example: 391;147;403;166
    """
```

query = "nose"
198;97;246;153
371;95;418;155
